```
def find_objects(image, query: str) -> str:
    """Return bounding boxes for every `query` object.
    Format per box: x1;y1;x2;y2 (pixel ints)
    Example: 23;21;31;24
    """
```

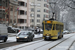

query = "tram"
42;19;64;40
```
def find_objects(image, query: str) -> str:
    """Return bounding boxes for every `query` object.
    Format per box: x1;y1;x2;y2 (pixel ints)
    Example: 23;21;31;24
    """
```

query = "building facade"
9;0;18;27
17;0;50;29
0;0;9;24
30;0;50;27
17;0;30;29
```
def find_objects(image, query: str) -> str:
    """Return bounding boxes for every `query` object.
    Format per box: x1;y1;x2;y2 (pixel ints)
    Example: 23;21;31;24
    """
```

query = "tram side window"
42;23;44;30
56;24;60;30
53;24;55;30
61;25;63;30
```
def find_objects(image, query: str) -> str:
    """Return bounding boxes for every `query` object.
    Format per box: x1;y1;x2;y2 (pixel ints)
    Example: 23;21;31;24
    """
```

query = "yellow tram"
42;20;64;40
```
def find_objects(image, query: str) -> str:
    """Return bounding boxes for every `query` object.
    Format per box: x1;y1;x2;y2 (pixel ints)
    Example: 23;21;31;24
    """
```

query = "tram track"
34;40;55;50
0;37;42;49
48;35;74;50
1;34;75;50
13;34;75;50
67;40;75;50
14;40;44;50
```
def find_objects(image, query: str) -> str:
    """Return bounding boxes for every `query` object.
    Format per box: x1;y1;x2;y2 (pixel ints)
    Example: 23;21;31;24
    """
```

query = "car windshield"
45;24;52;30
18;32;28;36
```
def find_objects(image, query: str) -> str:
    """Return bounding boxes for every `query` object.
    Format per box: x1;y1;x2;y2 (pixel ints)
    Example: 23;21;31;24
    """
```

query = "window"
56;24;60;30
10;7;13;11
37;9;40;12
44;0;47;2
44;4;46;7
18;19;27;23
37;0;41;1
31;8;34;12
18;19;24;23
61;25;63;30
25;3;27;7
46;15;48;18
0;0;2;6
53;24;55;30
19;10;24;15
10;19;12;23
44;14;46;17
31;19;34;22
24;19;27;23
37;24;40;26
37;19;40;22
14;0;18;1
18;2;24;6
37;14;40;17
30;2;34;6
37;3;41;7
14;20;16;23
25;11;27;15
45;24;52;30
30;14;34;17
42;23;44;30
44;9;46;12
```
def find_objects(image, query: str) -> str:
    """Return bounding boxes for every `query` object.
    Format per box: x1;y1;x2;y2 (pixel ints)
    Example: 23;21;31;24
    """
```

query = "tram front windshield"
45;24;52;30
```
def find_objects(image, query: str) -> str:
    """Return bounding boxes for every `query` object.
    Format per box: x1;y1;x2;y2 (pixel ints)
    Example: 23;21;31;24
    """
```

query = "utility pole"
48;2;56;20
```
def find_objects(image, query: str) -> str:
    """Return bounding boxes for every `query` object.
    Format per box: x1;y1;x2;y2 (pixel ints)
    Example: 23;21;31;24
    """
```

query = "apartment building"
9;0;18;27
30;0;50;27
17;0;30;29
17;0;50;29
0;0;9;24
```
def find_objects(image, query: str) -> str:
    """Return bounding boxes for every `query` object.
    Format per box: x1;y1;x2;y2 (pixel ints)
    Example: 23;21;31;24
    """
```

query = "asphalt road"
0;37;43;49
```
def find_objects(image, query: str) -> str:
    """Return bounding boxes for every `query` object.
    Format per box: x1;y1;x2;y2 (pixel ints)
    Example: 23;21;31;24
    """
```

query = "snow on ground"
51;34;75;50
70;42;75;50
0;33;75;50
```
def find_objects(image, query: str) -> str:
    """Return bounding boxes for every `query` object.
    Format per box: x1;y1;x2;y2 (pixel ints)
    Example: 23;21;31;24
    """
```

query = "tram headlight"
16;37;19;38
45;34;47;36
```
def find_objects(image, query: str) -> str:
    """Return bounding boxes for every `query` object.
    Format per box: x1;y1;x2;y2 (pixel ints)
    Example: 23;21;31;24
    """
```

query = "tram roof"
43;20;64;25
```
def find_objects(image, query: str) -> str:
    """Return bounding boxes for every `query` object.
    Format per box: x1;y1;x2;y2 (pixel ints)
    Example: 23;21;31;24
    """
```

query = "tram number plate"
46;36;49;37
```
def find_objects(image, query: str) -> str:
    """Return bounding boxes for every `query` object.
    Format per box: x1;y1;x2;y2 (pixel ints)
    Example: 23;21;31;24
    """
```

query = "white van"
0;24;8;42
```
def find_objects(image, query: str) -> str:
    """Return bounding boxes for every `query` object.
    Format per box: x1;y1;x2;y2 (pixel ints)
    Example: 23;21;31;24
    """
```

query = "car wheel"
61;35;63;38
58;35;61;39
3;37;7;42
44;38;47;41
16;40;19;42
28;39;30;42
3;39;7;42
31;38;33;41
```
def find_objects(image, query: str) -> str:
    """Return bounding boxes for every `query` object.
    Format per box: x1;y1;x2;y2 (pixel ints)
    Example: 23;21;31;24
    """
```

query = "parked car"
7;26;20;33
63;30;70;34
7;26;15;33
12;28;20;33
16;31;34;42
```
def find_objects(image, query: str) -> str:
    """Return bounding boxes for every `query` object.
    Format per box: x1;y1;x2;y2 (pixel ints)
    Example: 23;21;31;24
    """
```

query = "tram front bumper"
43;36;57;39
